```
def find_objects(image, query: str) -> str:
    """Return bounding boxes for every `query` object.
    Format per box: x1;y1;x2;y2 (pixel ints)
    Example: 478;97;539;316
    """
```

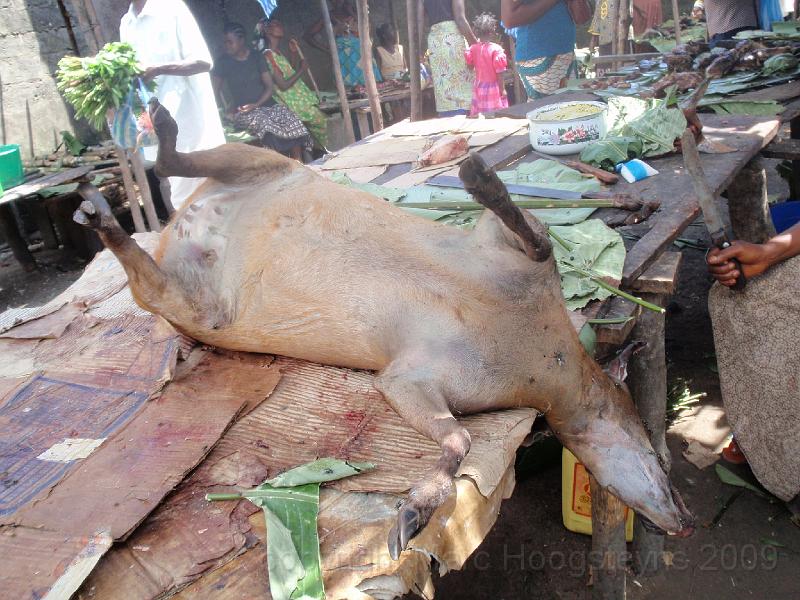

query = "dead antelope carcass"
73;99;693;559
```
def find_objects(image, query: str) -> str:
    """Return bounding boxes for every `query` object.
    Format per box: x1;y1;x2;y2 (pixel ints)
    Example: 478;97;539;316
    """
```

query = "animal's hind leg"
149;98;294;185
374;363;471;560
73;183;185;316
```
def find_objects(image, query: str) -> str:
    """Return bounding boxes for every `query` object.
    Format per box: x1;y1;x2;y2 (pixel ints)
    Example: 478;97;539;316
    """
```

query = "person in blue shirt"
501;0;576;99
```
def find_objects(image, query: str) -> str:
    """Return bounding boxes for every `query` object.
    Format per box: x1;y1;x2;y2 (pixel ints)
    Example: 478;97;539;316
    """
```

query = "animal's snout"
638;484;695;537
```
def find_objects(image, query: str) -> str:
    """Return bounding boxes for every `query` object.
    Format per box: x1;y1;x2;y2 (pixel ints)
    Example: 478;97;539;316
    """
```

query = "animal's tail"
458;152;551;262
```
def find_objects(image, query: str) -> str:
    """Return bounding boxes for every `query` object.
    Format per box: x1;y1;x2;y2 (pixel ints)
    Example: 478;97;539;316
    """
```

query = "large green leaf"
258;484;323;600
715;464;769;499
207;459;374;600
550;219;626;310
706;100;783;115
606;96;686;157
267;458;375;487
579;136;643;172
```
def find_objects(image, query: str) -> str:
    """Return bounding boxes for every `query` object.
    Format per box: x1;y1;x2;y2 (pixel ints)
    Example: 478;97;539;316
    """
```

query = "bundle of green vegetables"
56;42;154;130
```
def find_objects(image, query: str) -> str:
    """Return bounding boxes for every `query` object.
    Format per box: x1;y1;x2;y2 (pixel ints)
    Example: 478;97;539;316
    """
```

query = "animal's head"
550;342;695;537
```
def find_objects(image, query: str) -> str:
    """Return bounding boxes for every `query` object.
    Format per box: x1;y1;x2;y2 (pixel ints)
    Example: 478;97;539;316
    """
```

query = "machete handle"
729;257;747;291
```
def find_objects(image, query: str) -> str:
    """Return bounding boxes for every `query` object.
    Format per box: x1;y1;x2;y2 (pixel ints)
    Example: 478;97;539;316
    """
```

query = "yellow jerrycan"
561;448;634;541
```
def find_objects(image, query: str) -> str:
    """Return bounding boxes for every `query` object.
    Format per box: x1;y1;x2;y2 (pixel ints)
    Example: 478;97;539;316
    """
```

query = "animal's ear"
603;340;647;386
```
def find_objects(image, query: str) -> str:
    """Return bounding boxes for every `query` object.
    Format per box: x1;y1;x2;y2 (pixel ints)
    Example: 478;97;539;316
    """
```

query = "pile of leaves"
56;42;154;130
580;95;687;171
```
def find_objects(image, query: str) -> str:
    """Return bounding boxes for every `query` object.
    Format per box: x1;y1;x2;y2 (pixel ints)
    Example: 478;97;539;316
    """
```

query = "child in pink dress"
464;13;508;116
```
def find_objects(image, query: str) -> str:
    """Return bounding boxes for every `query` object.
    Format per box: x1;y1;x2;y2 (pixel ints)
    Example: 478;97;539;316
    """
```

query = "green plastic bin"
0;144;24;189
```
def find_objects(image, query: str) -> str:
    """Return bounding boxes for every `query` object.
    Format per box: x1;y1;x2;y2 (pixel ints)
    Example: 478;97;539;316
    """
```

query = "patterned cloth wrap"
427;20;473;113
464;41;508;116
517;52;576;99
709;255;800;502
264;50;328;148
336;35;382;87
234;104;311;154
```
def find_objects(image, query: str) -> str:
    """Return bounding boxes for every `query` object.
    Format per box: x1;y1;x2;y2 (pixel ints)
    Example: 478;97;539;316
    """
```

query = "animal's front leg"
374;365;471;560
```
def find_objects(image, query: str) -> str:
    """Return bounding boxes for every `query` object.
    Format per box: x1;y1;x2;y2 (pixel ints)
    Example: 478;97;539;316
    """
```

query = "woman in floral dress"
257;19;329;150
421;0;477;116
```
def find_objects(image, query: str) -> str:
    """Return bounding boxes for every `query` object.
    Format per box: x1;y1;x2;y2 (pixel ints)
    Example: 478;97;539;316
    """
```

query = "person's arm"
452;0;478;45
211;74;236;119
142;60;211;80
707;222;800;286
240;70;276;113
304;18;330;53
501;0;563;28
265;50;308;91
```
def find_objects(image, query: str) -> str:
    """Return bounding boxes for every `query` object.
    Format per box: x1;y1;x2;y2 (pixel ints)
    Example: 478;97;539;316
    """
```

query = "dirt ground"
1;174;798;599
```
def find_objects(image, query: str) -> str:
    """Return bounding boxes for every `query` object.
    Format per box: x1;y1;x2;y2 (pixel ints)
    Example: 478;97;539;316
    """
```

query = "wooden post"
128;150;161;232
356;0;383;134
672;0;681;45
789;117;800;201
0;203;35;271
32;202;59;249
508;36;524;105
726;157;777;244
320;0;356;145
115;145;146;233
406;0;422;120
627;293;668;575
617;0;630;57
590;475;627;600
610;0;621;69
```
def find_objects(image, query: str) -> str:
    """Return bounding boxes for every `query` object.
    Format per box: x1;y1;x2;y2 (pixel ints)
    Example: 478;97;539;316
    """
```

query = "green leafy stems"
56;42;155;131
547;228;665;314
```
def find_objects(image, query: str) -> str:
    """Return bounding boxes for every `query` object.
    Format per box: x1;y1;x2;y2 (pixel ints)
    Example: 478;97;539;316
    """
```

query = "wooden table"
0;167;94;270
316;98;781;598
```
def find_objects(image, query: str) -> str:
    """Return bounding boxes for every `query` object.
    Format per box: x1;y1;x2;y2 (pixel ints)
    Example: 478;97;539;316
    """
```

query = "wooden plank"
0;166;93;205
762;137;800;160
594;296;639;347
621;114;780;286
734;79;800;105
627;251;682;295
0;527;112;600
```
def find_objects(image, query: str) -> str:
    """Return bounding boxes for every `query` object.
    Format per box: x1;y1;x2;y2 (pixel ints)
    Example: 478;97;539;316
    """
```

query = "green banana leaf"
606;96;687;157
267;458;375;487
207;459;375;600
715;464;769;499
579;136;643;172
706;100;783;115
551;219;626;311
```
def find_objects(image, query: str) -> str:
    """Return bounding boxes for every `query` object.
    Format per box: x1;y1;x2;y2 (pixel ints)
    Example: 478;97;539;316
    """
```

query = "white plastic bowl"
526;101;607;156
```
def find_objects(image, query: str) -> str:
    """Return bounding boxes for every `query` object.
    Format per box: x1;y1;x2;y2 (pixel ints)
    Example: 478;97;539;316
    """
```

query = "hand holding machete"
681;129;746;290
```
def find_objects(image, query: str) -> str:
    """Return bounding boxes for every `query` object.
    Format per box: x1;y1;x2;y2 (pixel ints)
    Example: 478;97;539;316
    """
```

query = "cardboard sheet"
80;356;534;599
212;358;535;497
0;233;159;335
320;137;429;170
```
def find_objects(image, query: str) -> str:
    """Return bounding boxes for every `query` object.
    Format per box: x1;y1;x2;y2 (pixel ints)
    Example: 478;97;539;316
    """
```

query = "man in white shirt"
120;0;225;209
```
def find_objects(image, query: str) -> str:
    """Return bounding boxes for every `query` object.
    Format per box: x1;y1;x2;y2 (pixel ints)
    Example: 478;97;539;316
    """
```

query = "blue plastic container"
770;201;800;233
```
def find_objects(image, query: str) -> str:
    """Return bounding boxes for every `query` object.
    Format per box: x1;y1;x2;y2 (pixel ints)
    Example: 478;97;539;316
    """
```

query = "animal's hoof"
149;98;178;142
73;200;101;229
387;504;421;560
